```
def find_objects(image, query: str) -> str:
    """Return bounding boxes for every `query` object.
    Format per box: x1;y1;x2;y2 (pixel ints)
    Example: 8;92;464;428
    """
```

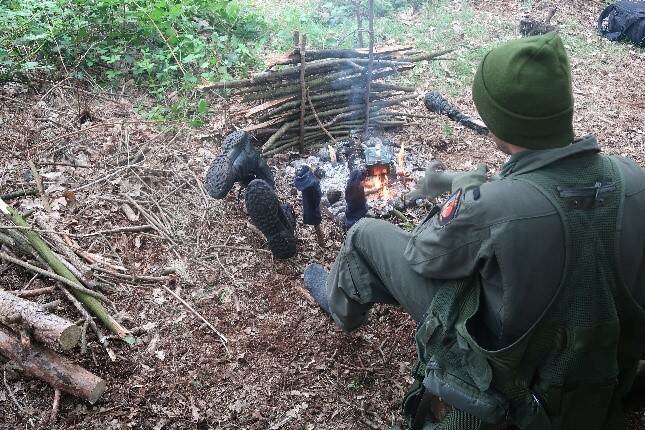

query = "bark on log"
0;290;80;350
0;326;106;403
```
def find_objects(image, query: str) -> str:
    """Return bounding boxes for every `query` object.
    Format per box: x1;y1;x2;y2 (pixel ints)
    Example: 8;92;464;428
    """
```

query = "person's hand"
452;163;488;193
405;162;488;206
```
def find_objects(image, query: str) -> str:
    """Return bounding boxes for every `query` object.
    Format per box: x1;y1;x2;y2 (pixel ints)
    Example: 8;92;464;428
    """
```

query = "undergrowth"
1;0;626;126
0;0;266;95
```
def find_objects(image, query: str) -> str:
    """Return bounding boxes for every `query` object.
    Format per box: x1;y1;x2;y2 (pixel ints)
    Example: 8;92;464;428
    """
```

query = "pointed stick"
364;0;375;134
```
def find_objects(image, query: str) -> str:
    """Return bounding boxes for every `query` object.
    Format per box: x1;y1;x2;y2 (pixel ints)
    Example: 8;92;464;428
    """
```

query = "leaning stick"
364;0;375;134
307;91;337;144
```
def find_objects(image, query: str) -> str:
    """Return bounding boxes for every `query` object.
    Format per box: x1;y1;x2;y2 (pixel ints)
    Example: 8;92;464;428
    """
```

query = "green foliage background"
0;0;267;93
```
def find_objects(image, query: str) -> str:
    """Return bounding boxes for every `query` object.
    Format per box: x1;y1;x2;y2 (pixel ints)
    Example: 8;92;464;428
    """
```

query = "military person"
303;32;645;429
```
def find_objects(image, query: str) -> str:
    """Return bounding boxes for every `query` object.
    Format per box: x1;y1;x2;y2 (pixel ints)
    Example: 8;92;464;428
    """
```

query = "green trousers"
326;218;438;332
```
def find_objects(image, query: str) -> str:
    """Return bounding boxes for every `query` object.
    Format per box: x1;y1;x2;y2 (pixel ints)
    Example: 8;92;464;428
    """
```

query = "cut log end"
59;325;82;350
88;380;107;404
0;327;107;404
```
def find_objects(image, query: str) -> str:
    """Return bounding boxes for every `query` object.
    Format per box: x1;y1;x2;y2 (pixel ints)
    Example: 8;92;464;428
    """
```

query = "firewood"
200;58;373;90
266;45;414;66
200;44;452;155
297;31;307;153
0;199;135;345
240;65;413;102
255;90;400;123
0;289;80;350
0;326;106;403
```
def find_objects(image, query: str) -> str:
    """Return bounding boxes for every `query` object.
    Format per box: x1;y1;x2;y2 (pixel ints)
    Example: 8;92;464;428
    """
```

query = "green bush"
0;0;267;92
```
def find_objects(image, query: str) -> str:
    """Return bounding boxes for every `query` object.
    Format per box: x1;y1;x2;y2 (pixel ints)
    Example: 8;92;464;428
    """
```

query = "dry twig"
161;285;228;350
28;161;51;213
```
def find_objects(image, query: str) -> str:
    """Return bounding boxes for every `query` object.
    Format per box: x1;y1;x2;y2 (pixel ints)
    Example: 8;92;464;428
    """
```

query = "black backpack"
597;1;645;47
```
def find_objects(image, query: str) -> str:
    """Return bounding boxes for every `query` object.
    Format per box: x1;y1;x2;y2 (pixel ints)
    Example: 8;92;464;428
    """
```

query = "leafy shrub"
0;0;267;92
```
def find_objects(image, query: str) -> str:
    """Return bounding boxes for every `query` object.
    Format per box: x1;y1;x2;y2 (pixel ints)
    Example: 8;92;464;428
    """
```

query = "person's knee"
344;218;395;252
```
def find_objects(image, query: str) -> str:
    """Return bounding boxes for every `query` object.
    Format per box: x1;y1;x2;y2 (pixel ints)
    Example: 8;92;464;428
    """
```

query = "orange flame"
364;165;390;199
397;143;406;175
328;145;337;163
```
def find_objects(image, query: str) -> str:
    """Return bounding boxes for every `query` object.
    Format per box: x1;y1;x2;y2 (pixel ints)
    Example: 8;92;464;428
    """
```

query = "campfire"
288;136;417;222
364;143;393;199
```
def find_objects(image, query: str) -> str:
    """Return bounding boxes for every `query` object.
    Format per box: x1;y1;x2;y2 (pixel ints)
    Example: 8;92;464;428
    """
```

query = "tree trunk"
0;289;80;350
0;326;106;403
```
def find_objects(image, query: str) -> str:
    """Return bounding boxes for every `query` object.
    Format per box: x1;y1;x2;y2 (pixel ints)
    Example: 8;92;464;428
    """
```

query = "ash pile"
286;135;420;224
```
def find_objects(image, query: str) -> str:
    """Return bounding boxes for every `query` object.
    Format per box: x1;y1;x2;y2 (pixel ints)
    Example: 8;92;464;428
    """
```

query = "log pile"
0;196;136;407
202;43;453;156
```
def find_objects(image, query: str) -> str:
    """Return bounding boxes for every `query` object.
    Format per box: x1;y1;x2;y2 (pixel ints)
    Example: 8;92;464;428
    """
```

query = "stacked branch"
0;196;136;404
201;45;453;155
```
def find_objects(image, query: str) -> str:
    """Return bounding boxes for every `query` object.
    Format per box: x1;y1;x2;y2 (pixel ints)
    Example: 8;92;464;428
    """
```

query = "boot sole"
245;180;297;259
205;156;238;199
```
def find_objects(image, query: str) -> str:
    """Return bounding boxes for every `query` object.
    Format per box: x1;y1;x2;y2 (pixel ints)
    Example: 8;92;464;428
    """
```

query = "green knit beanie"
472;32;574;149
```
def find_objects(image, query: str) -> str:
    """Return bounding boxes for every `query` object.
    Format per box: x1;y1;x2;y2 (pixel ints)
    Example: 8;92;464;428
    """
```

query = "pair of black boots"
204;131;297;259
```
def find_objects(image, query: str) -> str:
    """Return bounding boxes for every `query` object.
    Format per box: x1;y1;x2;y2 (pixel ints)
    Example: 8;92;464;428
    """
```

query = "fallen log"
0;326;106;403
0;289;81;350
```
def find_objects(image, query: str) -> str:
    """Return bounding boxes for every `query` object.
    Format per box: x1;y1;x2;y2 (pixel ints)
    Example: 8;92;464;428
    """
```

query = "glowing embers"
364;164;391;200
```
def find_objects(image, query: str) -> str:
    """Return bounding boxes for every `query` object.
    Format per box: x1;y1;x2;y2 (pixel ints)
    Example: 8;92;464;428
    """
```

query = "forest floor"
1;1;644;429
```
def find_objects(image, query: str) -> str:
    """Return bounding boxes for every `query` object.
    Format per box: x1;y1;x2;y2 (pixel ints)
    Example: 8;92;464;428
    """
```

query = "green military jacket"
404;135;645;350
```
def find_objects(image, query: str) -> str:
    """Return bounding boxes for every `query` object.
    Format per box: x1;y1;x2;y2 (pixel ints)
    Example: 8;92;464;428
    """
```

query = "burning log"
424;91;488;135
0;290;81;350
0;326;106;404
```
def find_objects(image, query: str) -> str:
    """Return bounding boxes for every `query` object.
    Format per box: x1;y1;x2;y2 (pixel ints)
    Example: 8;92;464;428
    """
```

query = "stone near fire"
327;190;342;205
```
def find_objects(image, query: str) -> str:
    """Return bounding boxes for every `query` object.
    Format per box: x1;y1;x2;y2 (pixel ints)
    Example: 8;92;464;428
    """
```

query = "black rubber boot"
245;179;297;259
303;263;331;315
344;169;368;230
205;131;275;199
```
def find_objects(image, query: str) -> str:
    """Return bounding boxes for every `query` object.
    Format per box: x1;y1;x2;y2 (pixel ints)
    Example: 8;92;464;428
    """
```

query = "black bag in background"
597;1;645;47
